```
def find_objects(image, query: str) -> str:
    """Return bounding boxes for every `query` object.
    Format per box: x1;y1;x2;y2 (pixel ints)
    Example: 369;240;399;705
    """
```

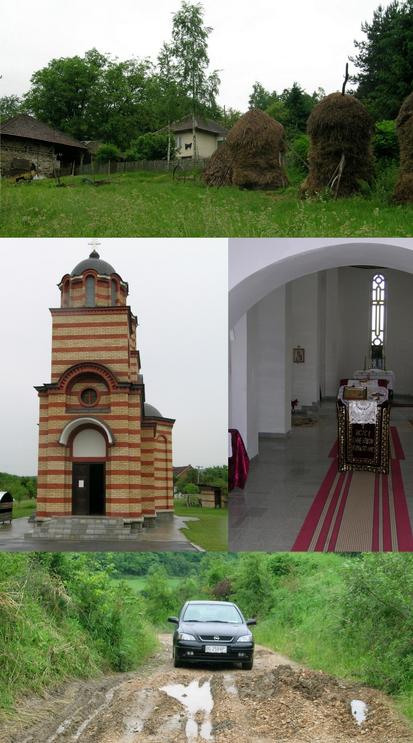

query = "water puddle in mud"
223;674;238;697
161;679;214;742
351;699;368;726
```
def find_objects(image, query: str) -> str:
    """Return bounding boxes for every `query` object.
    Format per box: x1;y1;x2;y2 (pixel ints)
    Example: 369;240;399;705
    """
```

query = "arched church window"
86;276;95;307
62;279;70;307
370;274;386;368
111;279;117;306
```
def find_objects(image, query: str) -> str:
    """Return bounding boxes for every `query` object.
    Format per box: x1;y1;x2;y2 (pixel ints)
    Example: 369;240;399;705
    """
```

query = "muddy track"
1;635;411;743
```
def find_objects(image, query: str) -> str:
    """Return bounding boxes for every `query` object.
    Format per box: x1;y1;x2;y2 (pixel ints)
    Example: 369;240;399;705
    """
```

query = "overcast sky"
1;0;390;112
0;239;227;475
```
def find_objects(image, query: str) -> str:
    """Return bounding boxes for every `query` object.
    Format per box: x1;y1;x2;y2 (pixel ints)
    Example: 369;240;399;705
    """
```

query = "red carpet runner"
292;427;413;552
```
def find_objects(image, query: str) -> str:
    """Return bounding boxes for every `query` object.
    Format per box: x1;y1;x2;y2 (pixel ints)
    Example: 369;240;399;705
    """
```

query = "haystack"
203;141;233;187
301;92;374;197
203;109;288;189
393;92;413;203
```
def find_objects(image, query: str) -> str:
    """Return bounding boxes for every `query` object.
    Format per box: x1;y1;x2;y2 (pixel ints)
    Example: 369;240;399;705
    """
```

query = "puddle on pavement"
223;674;238;697
161;679;214;742
351;699;368;726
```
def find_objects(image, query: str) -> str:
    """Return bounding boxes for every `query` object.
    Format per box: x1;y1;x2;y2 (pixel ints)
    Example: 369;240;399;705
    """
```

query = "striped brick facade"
35;250;174;526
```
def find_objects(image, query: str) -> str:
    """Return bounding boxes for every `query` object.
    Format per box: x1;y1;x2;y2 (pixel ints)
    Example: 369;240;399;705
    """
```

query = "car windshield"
183;603;243;624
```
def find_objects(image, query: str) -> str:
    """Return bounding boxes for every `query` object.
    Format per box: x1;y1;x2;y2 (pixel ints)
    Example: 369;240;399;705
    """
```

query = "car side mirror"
246;618;257;626
168;616;179;624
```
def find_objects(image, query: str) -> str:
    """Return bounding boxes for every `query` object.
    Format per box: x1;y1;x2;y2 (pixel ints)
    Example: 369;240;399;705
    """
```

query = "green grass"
2;168;413;237
174;501;227;551
252;553;413;726
12;499;36;519
0;554;158;714
112;575;184;593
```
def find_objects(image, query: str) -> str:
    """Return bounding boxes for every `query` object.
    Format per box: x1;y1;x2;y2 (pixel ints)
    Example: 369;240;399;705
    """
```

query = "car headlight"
177;632;196;641
238;634;253;642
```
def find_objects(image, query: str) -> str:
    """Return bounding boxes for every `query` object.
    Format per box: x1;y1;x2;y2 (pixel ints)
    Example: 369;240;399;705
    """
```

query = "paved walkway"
0;515;201;552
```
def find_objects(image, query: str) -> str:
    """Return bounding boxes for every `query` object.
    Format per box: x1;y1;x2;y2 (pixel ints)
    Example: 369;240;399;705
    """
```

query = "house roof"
0;114;87;150
173;465;194;478
169;116;227;136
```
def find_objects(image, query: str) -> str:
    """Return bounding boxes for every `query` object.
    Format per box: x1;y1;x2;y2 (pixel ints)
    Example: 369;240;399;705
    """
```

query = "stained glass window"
370;274;386;367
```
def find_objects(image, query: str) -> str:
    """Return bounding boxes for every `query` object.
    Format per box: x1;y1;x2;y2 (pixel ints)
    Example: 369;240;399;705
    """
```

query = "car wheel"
241;660;253;670
173;650;183;668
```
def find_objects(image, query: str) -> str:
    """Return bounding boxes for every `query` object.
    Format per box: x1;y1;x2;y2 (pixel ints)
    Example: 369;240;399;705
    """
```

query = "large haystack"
203;141;233;187
301;92;374;197
203;109;288;189
393;92;413;203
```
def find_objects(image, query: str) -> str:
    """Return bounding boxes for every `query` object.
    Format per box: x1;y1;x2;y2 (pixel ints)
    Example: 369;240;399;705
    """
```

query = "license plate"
205;645;227;653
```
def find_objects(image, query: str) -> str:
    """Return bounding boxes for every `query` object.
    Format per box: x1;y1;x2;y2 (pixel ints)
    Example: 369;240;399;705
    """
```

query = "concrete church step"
30;516;143;540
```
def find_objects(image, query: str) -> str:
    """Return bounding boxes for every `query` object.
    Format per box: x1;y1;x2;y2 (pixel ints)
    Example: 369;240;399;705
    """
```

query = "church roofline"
35;380;145;393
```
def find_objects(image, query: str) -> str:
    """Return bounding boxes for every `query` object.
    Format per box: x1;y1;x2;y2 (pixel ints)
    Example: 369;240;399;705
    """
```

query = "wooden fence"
59;158;209;177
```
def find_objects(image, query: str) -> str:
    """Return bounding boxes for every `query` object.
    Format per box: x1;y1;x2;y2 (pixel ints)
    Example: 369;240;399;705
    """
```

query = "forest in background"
1;551;413;725
1;0;412;166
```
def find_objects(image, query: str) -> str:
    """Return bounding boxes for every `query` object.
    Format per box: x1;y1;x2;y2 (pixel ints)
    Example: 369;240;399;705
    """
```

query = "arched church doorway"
71;427;107;515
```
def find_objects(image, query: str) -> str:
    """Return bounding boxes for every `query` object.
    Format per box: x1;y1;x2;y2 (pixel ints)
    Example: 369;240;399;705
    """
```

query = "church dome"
144;402;163;418
71;249;116;277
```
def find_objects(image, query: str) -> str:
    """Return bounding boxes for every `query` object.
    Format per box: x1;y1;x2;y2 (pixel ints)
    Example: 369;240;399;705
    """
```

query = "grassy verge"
0;553;157;715
252;553;413;725
2;169;413;237
174;501;227;551
12;499;36;519
112;575;184;593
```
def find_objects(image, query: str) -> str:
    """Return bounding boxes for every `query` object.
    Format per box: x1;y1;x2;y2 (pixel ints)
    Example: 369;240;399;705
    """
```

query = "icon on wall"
293;347;305;363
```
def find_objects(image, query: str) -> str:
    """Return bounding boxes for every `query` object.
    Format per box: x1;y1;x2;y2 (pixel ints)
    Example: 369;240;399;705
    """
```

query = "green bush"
288;133;310;172
340;554;413;693
95;143;122;162
373;120;398;161
125;132;175;161
183;483;199;495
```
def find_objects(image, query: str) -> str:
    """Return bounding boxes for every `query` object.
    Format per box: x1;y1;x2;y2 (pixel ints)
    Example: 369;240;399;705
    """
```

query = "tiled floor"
229;399;413;552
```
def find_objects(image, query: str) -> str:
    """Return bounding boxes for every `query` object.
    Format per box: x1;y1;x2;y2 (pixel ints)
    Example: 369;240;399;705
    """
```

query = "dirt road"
1;635;411;743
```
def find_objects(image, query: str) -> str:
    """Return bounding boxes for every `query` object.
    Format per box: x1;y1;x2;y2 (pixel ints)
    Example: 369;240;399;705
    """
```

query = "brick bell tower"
34;247;175;536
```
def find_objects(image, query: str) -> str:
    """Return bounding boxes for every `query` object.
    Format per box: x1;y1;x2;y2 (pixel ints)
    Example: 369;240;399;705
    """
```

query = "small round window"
80;388;98;406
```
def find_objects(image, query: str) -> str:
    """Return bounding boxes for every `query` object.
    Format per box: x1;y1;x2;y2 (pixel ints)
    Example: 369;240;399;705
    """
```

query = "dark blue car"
168;600;256;670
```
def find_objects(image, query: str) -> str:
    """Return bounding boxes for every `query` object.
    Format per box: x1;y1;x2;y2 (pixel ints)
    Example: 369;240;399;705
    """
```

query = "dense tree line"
0;1;225;157
0;472;36;501
351;0;413;120
1;1;411;161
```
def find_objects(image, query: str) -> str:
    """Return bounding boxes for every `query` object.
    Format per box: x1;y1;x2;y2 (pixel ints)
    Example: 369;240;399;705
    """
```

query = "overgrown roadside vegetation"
0;553;156;718
2;165;413;237
1;551;413;730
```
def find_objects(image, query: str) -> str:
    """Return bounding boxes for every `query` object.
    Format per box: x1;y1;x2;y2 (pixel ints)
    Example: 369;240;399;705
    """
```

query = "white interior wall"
289;274;320;409
324;269;340;396
245;286;291;454
386;270;413;392
229;315;248;451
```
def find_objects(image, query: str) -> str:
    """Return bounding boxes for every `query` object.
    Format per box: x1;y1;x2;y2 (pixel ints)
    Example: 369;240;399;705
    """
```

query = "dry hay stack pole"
393;92;413;203
203;109;288;190
302;92;374;197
